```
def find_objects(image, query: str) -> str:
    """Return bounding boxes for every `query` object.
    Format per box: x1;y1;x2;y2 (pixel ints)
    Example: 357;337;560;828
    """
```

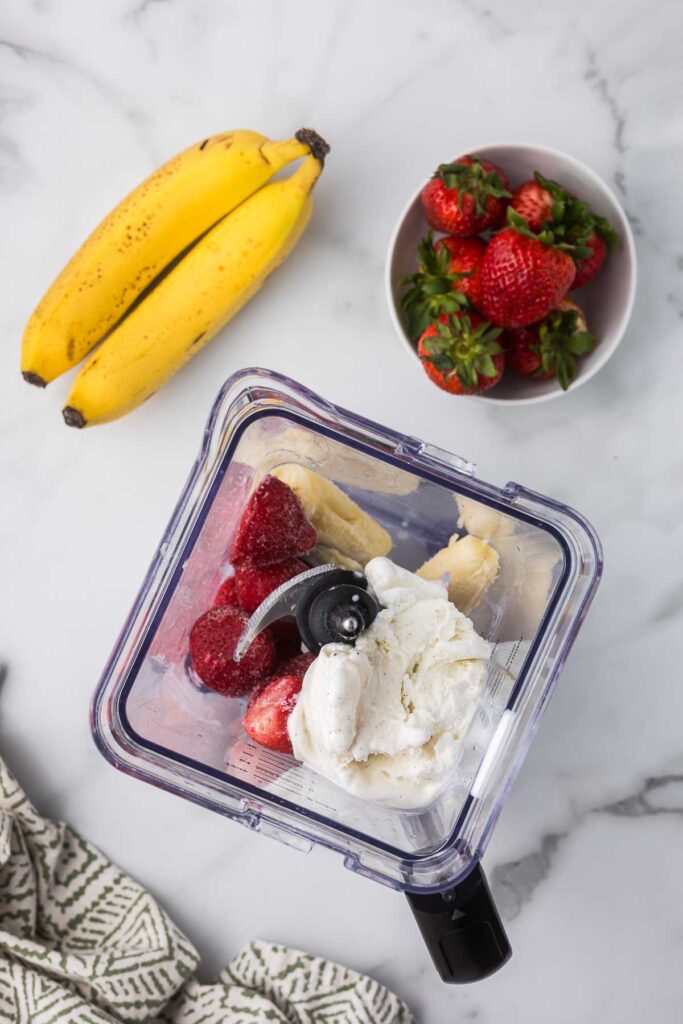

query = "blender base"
406;863;511;983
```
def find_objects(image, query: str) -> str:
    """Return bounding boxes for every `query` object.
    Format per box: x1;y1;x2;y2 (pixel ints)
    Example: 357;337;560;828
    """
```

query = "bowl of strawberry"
387;144;636;403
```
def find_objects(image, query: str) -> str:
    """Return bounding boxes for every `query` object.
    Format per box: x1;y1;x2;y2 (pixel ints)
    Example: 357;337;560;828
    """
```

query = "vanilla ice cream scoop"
288;557;491;808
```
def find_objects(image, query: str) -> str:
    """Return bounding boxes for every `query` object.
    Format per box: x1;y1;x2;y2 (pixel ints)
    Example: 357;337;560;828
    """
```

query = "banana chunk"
315;546;364;572
272;464;392;565
456;495;516;541
417;534;499;614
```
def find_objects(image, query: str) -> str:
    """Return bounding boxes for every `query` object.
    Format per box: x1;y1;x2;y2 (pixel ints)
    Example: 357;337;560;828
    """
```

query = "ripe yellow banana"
63;144;328;428
21;129;310;386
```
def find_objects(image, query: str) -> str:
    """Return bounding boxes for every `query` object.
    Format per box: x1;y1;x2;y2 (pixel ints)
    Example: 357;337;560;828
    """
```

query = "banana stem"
295;128;330;167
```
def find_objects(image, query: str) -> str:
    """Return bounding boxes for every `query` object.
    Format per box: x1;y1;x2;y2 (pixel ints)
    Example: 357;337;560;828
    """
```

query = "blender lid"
91;368;602;894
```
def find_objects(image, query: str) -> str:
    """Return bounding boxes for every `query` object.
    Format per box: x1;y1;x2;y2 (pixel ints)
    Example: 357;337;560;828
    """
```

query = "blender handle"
405;862;511;983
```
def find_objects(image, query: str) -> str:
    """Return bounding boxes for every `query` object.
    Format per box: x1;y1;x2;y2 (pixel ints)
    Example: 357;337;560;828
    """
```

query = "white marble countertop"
2;0;682;1020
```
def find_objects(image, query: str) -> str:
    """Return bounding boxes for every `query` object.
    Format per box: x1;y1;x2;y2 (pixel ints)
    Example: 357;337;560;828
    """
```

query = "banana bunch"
21;128;329;427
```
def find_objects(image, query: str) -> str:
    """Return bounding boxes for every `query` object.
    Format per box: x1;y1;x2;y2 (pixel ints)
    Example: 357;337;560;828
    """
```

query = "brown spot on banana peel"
191;332;206;347
198;139;209;151
295;128;330;166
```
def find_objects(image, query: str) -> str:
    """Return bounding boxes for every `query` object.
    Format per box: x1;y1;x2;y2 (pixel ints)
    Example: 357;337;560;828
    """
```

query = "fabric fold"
0;756;414;1024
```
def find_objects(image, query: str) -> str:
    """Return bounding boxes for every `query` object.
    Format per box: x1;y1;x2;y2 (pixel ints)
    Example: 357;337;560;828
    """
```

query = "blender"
92;368;602;983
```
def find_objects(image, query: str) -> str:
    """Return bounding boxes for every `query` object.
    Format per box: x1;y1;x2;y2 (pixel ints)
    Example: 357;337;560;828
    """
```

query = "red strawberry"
504;298;595;390
511;173;618;288
417;312;504;395
504;328;552;380
421;155;510;236
249;648;313;706
243;673;302;753
572;232;608;287
279;651;315;680
436;236;487;312
399;233;481;338
270;619;303;663
243;653;315;754
213;576;237;607
510;179;555;231
189;605;275;697
230;475;316;567
480;212;577;328
234;558;309;614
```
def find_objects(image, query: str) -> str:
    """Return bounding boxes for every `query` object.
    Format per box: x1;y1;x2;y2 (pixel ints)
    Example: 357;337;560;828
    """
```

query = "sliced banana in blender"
272;464;392;565
455;495;517;541
417;534;499;614
314;545;364;572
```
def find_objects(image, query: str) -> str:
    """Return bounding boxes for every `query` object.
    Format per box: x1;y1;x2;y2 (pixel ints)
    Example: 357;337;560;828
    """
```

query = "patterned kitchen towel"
0;755;414;1024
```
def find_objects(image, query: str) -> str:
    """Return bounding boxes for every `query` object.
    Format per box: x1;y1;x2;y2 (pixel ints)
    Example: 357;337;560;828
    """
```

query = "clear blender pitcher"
92;368;602;983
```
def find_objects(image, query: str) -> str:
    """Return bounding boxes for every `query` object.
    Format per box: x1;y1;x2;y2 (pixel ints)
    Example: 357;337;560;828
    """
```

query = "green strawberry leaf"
594;214;619;251
399;233;472;340
535;307;596;388
420;337;441;356
516;171;620;262
555;352;577;391
568;330;596;355
476;354;498;378
552;198;565;222
507;207;537;238
436;155;511;217
426;353;457;372
534;172;567;199
419;312;501;392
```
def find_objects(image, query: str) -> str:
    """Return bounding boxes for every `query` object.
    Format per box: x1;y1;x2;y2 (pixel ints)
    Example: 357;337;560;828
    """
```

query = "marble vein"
492;832;565;921
603;775;683;817
456;0;513;40
580;41;645;236
652;580;683;623
0;29;159;166
126;0;173;23
584;46;627;157
491;771;683;923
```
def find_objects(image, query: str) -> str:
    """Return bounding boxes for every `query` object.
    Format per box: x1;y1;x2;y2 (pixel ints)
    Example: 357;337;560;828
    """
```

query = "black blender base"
406;863;511;983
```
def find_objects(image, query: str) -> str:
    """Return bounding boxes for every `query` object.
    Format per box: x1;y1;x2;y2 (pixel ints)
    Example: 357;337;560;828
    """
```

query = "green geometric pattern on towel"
0;757;414;1024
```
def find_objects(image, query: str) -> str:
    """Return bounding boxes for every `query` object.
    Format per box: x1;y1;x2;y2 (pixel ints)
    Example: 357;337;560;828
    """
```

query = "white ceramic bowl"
386;142;637;404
